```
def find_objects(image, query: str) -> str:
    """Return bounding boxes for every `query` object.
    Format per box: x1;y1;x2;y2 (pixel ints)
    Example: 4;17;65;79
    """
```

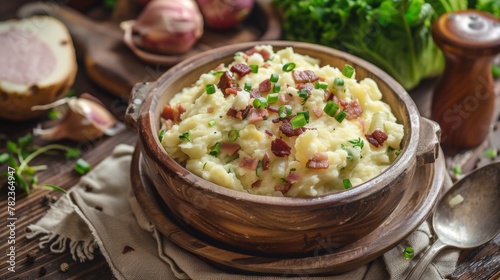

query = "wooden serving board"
17;1;281;100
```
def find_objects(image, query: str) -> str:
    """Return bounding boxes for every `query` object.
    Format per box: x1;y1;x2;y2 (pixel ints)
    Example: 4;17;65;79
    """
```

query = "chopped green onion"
158;129;167;142
333;77;345;87
324;101;339;117
209;142;221;156
297;89;309;98
492;65;500;78
278;105;292;118
291;114;307;129
342;64;355;78
314;81;328;89
452;165;462;176
342;178;352;189
179;131;190;142
253;97;268;108
267;93;278;104
272;83;281;93
244;82;252;92
335;111;348;123
74;158;92;175
484;148;498;158
403;247;414;259
270;73;279;83
211;70;226;76
206;84;216;95
250;64;259;73
203;162;207;169
297;111;309;122
228;129;240;141
208;120;217;127
282;62;296;72
65;148;81;159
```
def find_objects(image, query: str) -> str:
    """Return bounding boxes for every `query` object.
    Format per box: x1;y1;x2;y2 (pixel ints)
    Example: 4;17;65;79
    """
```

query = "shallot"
122;0;203;56
31;94;124;142
196;0;254;29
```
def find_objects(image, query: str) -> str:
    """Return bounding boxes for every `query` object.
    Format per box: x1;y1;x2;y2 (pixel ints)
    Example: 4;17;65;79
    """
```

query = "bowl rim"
137;40;421;207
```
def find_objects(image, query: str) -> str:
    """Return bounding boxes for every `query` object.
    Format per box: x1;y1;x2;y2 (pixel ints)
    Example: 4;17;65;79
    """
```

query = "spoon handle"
405;238;448;280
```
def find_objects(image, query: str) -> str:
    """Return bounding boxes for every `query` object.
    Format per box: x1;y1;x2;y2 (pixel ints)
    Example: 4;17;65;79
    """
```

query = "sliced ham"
292;70;319;84
230;63;252;77
220;142;240;156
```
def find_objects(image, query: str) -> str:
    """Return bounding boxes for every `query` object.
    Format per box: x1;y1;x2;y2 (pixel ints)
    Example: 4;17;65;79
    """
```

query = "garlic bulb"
31;95;124;142
127;0;203;55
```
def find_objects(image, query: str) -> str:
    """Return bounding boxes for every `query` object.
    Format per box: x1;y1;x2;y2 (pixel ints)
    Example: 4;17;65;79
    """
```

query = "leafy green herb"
1;134;83;194
179;131;191;142
158;130;167;142
348;138;364;149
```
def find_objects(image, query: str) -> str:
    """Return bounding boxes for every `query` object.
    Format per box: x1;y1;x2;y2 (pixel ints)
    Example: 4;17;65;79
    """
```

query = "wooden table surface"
0;1;499;279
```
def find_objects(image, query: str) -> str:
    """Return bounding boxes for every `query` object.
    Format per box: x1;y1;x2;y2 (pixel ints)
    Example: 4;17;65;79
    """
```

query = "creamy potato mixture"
159;45;404;197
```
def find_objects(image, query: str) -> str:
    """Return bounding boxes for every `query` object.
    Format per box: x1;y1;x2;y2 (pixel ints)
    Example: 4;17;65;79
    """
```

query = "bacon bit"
245;47;271;60
286;171;301;183
265;129;274;137
262;153;270;170
267;105;279;113
230;64;252;77
279;121;306;137
239;157;259;170
313;107;324;118
259;79;271;93
343;100;363;119
161;104;184;123
275;182;292;194
226;105;252;120
207;107;214;113
339;99;348;107
251;179;262;188
220;142;241;156
249;88;261;98
271;139;291;157
225;87;239;96
324;90;334;102
297;82;314;91
257;108;269;118
279;93;293;103
365;130;388;148
248;108;263;124
292;70;319;84
306;152;330;169
218;71;232;94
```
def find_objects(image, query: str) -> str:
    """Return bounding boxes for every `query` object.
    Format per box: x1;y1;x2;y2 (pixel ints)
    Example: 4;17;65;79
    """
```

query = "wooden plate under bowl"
130;147;446;275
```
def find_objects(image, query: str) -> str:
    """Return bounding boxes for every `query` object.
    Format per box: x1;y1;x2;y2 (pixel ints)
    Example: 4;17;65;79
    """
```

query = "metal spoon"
405;161;500;280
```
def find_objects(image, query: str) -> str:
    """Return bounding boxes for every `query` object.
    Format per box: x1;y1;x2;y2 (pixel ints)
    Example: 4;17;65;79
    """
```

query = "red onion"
127;0;203;55
196;0;255;30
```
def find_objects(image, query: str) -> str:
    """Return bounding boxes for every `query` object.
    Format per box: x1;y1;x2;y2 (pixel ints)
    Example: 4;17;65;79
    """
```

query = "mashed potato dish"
159;45;404;197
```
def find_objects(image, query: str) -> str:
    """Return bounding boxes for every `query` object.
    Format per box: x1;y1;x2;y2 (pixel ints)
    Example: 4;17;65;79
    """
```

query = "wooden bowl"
125;41;440;257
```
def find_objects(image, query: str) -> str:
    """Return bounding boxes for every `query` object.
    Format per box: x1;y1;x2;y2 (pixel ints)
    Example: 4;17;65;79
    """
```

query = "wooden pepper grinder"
431;10;500;155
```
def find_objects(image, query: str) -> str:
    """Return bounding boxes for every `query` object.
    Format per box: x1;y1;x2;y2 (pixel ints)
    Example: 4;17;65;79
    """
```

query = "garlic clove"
31;95;125;142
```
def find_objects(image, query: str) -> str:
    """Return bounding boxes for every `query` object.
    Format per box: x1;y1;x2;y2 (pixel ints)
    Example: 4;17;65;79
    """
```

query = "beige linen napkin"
27;144;459;280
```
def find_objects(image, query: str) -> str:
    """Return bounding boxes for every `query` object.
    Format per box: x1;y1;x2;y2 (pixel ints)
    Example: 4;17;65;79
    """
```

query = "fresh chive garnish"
253;97;268;108
484;148;498;158
211;70;226;75
179;131;190;142
209;142;221;156
278;105;292;118
403;247;414;259
158;129;166;142
244;82;252;92
250;64;259;73
335;111;348;123
74;158;92;175
348;138;364;149
267;93;278;103
324;101;339;117
452;165;462;175
228;129;240;141
297;89;309;98
342;178;352;189
206;84;216;95
282;62;296;72
270;73;279;83
208;120;217;127
314;81;328;89
342;64;355;78
333;77;344;87
272;83;281;93
297;111;309;123
291;114;307;129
